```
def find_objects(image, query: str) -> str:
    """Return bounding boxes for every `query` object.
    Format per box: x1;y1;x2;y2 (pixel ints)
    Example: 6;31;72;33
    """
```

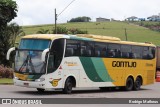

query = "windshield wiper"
29;56;36;73
19;55;29;73
19;54;36;73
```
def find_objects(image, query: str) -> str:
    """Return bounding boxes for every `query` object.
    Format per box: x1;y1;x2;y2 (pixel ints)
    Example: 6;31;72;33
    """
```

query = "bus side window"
47;53;55;73
108;43;120;58
81;41;94;57
121;45;131;58
107;49;115;58
142;47;155;60
81;46;86;56
132;46;143;59
66;48;74;56
95;50;100;57
142;47;149;59
114;49;121;58
122;52;129;58
94;42;107;57
148;47;155;59
65;39;80;57
49;39;64;73
101;47;108;57
129;52;136;59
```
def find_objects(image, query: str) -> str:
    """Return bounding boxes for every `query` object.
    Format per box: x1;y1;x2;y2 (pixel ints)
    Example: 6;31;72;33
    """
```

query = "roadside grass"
0;78;13;84
20;21;160;45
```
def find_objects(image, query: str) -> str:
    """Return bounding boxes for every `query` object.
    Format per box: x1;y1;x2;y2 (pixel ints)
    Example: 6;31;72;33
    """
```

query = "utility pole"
125;28;128;41
55;8;57;34
54;0;76;34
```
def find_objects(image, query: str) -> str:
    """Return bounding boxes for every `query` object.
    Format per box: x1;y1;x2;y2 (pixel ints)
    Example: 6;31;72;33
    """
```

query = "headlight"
35;78;45;82
14;77;19;80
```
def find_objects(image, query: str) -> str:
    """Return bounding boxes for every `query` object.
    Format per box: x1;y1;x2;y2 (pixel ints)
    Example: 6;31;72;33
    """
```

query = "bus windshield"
15;39;51;74
15;50;45;74
19;39;50;50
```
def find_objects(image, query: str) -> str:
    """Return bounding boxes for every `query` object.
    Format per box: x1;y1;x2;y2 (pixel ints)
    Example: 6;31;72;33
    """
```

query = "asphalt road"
1;82;160;98
1;83;160;107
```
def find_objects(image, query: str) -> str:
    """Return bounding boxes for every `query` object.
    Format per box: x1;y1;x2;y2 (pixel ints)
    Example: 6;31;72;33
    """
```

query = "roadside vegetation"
130;21;160;32
0;0;19;83
0;78;13;84
22;21;160;45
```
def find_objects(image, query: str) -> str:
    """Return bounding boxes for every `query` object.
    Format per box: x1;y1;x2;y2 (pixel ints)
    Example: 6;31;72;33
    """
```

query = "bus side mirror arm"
6;47;16;60
41;48;49;62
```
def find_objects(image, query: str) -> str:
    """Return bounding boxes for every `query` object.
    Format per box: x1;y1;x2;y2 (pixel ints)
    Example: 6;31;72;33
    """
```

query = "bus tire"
133;77;142;91
125;77;134;91
37;88;45;93
63;78;73;94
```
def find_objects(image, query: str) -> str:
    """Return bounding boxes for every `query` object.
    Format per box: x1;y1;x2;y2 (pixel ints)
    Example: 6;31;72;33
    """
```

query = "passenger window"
95;43;107;57
121;45;131;58
143;47;149;59
65;40;80;57
132;46;143;59
148;47;155;59
142;47;155;59
81;41;94;57
108;44;121;58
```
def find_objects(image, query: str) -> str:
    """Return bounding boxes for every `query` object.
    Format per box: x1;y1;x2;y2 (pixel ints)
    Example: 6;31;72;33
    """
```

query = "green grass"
0;78;13;84
21;21;160;45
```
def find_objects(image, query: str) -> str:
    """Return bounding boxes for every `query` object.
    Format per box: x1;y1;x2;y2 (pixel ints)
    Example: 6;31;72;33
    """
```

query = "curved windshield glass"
15;50;45;74
19;39;50;50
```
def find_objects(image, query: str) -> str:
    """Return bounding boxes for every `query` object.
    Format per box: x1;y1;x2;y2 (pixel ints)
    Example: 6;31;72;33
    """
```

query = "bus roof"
22;34;156;47
22;34;68;40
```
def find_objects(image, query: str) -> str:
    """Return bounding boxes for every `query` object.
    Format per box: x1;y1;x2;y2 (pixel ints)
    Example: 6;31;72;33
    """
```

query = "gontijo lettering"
112;61;137;68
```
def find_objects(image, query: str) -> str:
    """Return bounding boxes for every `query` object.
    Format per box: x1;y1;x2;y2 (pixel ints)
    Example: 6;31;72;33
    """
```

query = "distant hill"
21;21;160;45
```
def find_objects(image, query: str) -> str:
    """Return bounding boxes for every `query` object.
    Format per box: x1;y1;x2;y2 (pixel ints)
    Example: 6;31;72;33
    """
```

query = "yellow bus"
7;34;156;94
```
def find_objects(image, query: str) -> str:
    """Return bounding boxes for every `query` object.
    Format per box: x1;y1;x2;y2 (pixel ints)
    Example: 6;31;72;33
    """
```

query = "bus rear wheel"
37;88;45;93
63;78;73;94
133;77;142;91
125;77;134;91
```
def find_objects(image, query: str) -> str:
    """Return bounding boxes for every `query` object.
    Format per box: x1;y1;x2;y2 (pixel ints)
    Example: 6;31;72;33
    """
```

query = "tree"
0;29;13;65
0;0;18;65
0;0;17;26
69;16;91;22
7;23;25;46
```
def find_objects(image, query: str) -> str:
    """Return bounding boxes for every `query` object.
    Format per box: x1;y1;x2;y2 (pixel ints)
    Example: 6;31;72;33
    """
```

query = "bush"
52;26;88;34
0;65;14;78
68;28;88;34
52;26;68;34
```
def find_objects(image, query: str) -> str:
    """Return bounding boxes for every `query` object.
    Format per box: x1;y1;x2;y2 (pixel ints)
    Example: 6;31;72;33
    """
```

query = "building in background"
96;17;110;22
125;16;138;21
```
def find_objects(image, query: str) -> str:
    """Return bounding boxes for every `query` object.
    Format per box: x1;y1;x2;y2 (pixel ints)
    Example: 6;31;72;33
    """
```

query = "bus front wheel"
125;77;134;91
63;78;73;94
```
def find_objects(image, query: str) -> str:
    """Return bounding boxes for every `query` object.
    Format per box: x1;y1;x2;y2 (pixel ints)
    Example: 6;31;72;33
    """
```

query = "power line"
57;0;76;17
55;0;76;34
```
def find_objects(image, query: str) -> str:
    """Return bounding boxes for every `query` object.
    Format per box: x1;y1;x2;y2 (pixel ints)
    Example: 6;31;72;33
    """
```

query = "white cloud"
12;0;160;25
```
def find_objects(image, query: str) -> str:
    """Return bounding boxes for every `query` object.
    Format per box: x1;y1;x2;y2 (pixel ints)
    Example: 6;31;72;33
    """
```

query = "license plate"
24;83;29;86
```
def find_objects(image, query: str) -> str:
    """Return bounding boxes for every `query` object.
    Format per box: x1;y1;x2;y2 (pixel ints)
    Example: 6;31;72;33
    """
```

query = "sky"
12;0;160;26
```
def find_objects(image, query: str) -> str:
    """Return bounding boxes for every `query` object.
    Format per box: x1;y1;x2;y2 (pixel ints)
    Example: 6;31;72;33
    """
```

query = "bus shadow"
71;88;149;94
13;88;150;96
14;91;63;95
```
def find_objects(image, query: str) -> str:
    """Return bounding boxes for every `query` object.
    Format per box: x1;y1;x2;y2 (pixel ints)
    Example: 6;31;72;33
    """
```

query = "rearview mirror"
41;48;49;62
6;47;16;60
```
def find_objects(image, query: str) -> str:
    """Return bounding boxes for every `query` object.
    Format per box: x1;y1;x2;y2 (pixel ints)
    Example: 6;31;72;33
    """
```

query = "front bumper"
13;79;45;89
